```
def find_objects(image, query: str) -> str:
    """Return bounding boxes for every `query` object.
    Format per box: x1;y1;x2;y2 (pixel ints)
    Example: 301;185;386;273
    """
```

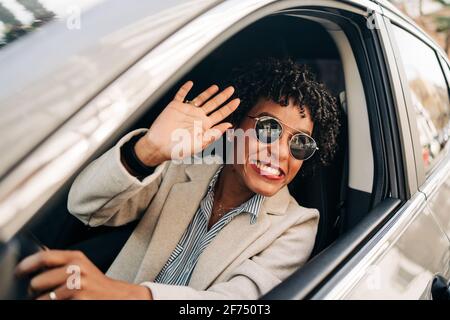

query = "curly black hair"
224;57;341;176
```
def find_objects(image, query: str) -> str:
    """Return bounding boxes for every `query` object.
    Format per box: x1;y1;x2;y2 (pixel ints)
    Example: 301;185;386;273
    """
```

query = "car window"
392;25;450;174
0;0;108;49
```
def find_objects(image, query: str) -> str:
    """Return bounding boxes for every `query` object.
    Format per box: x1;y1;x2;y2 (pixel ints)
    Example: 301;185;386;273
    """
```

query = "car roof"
0;0;220;178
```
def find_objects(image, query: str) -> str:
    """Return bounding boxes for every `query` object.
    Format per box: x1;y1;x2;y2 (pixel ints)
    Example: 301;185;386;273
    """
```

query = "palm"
144;81;239;160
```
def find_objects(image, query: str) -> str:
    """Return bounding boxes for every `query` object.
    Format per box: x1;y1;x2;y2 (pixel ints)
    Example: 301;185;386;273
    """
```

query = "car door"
263;6;450;299
415;53;450;245
423;56;450;250
312;14;450;300
386;12;450;300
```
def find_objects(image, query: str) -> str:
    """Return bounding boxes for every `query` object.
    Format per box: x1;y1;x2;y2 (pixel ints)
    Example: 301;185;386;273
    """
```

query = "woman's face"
232;98;314;197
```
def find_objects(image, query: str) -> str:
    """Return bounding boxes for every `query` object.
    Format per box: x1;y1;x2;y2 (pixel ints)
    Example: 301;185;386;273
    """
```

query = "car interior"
1;12;383;299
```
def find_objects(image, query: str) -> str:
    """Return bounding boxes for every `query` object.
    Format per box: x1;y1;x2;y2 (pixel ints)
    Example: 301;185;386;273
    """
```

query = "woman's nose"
267;134;290;162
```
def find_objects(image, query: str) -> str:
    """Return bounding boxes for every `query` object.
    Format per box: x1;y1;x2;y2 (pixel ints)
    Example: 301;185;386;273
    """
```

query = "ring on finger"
185;99;199;107
49;291;57;300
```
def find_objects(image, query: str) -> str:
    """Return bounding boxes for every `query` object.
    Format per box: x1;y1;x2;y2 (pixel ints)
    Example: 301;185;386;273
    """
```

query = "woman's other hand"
135;81;240;166
15;250;152;300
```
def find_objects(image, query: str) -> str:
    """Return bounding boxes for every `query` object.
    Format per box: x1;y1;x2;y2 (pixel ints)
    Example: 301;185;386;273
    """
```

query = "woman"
16;58;340;299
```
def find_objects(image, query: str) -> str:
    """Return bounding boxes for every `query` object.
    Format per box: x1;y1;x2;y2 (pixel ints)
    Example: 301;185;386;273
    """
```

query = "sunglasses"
247;115;318;161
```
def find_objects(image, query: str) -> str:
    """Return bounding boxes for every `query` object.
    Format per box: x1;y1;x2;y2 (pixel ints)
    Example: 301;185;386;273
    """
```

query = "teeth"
255;160;281;176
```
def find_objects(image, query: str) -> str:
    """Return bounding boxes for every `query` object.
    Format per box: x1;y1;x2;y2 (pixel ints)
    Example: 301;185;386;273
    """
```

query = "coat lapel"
134;161;221;284
189;186;291;290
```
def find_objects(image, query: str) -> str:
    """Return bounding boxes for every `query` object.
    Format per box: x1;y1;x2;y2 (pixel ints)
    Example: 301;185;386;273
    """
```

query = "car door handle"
431;274;450;300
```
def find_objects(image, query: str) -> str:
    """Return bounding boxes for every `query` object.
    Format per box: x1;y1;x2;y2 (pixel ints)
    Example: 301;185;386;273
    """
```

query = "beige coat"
67;129;319;299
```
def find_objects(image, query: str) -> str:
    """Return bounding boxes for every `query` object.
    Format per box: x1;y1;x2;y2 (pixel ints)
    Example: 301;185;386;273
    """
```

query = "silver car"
0;0;449;300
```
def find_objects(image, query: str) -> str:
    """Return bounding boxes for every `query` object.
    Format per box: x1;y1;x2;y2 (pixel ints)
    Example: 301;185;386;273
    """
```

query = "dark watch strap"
120;132;156;179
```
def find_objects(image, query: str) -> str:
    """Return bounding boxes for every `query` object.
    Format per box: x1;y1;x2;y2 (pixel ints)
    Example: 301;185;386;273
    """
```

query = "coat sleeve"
140;208;319;300
67;129;170;227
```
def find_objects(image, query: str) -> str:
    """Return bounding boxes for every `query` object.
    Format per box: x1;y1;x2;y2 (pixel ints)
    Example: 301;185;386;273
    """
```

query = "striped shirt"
154;166;265;286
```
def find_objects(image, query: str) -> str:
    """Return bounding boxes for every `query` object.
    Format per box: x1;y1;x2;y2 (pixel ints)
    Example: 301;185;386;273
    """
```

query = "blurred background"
0;0;449;56
0;0;104;48
390;0;449;57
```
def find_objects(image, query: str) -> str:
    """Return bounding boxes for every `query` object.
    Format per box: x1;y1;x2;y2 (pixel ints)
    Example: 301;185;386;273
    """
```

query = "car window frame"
302;12;449;300
264;5;409;299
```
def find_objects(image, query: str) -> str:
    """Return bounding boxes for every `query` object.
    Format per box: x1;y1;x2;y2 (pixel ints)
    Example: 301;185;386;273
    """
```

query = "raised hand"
134;81;240;166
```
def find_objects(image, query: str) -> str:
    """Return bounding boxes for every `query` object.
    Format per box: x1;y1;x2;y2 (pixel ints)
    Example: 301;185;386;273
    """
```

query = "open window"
132;12;380;257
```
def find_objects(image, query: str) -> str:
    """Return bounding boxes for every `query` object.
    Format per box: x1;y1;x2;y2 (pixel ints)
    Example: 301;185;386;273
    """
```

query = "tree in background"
0;0;55;48
0;2;25;47
433;0;450;55
0;3;22;26
17;0;54;25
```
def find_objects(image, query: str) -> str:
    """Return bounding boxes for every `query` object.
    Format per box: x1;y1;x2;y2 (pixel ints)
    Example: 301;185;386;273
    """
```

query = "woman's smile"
249;159;285;181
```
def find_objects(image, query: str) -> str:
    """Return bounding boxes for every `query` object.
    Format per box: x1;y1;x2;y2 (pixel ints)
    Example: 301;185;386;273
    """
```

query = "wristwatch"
120;132;156;180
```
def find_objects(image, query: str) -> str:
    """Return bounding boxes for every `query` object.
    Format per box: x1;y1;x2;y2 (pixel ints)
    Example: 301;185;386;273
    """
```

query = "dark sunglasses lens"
255;118;282;143
290;134;317;160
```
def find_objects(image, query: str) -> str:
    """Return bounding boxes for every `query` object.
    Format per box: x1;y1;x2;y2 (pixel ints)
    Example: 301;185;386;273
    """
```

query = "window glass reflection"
393;25;450;172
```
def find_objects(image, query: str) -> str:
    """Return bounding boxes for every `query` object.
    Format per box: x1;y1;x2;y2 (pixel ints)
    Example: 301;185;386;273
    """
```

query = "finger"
15;250;75;277
36;284;75;300
173;81;194;102
208;98;240;125
208;123;233;141
202;123;233;147
30;267;68;293
191;84;219;107
202;86;235;114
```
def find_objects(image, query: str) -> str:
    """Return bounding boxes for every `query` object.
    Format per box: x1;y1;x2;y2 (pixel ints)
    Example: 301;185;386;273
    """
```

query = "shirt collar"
207;165;223;193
